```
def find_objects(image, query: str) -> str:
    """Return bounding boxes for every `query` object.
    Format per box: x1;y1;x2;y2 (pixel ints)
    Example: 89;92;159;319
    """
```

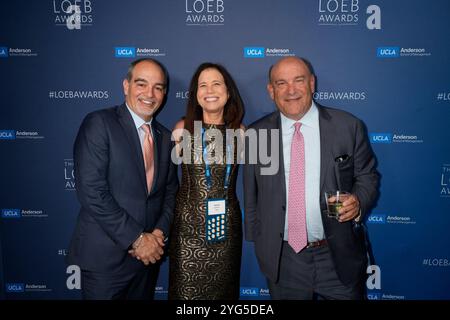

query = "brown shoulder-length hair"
184;62;244;133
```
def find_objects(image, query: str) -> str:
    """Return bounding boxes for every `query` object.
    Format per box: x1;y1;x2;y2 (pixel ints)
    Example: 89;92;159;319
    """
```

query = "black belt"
306;239;328;248
283;239;328;250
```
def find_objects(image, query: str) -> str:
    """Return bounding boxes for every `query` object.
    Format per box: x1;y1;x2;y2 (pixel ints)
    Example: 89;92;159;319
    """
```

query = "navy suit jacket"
67;104;178;274
244;104;379;286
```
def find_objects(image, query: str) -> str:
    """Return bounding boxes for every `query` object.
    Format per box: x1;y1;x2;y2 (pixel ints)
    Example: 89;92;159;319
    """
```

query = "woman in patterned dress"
168;62;245;299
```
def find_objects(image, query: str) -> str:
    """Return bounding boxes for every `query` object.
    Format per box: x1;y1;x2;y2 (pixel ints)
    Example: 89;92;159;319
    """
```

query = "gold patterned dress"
168;123;242;300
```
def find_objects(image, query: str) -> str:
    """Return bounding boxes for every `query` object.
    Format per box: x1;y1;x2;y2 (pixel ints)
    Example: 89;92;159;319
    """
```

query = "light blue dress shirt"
126;103;154;148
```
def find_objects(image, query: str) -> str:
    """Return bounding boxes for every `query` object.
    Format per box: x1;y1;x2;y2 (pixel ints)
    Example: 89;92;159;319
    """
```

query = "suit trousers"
267;241;365;300
81;264;159;300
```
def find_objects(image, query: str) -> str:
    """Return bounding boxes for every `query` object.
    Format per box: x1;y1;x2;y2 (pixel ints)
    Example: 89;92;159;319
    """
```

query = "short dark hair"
126;58;168;86
184;62;244;133
268;57;315;82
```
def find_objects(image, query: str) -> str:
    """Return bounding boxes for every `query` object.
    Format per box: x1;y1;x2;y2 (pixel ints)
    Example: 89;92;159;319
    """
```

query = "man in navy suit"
67;58;178;300
244;56;379;299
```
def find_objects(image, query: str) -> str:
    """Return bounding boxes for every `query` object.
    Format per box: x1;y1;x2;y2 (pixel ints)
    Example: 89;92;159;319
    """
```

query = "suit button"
282;205;286;211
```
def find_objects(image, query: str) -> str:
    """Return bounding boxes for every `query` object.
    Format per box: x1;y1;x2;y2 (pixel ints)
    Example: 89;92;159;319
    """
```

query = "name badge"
206;198;227;243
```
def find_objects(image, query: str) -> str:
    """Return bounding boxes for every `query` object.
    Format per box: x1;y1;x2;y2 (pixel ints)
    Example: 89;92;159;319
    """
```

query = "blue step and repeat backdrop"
1;0;449;300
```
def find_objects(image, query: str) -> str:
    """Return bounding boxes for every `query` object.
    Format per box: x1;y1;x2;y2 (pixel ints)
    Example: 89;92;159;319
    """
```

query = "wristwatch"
132;233;144;249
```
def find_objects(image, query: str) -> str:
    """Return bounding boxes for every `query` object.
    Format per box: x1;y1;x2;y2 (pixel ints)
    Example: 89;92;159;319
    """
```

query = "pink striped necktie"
141;124;154;194
288;122;307;253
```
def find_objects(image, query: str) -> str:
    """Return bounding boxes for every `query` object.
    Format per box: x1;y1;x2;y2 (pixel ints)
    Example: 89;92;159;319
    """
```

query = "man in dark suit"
244;56;379;299
67;58;178;300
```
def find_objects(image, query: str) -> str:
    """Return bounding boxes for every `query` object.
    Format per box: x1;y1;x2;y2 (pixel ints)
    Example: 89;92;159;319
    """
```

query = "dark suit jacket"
67;103;178;274
243;104;379;286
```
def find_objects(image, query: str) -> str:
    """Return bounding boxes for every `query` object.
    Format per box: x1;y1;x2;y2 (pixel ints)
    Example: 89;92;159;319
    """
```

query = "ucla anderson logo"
6;283;25;292
377;47;400;58
1;209;21;219
115;47;136;58
369;133;392;144
367;293;382;300
240;287;259;297
367;214;386;224
244;47;265;58
0;47;8;58
0;130;16;140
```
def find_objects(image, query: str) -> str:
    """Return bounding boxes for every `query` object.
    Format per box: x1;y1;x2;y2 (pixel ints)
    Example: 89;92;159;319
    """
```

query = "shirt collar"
280;101;319;130
125;103;153;130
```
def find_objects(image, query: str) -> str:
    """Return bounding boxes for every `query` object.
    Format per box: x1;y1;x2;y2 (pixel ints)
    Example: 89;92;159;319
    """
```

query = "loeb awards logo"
64;159;76;191
317;0;381;29
185;0;225;26
441;164;450;198
53;0;93;30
